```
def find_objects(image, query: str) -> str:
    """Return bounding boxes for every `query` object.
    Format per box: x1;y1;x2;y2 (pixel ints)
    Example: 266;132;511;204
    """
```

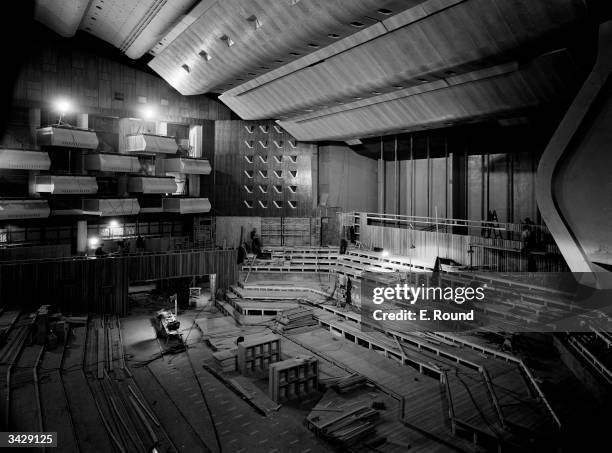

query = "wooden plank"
97;328;105;379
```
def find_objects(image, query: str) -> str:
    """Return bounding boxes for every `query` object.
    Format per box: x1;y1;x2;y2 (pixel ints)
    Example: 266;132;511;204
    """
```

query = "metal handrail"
343;211;551;235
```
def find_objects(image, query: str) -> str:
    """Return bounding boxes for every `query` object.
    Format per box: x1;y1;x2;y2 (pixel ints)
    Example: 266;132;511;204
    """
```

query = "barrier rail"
345;212;552;236
0;246;218;265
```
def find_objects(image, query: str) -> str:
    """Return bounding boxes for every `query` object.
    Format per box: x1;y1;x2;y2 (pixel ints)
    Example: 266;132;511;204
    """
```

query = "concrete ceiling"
34;0;606;141
35;0;198;59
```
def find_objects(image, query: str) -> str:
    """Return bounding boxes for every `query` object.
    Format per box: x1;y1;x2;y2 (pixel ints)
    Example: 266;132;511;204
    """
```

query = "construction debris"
274;306;318;332
307;405;380;447
331;374;368;394
213;349;237;372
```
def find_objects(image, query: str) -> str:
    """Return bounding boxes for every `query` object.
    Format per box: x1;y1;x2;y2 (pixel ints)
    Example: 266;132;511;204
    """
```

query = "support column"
377;157;385;213
77;220;88;255
29;107;41;148
188;124;203;197
75;113;89;174
28;108;42;196
156;121;168;136
76;113;88;129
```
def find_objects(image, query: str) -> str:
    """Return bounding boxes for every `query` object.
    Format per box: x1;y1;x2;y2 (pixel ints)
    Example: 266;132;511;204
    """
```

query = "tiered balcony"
34;175;98;194
82;198;140;216
128;176;177;194
162;197;211;214
84;153;141;173
0;149;50;170
0;199;50;220
125;134;177;154
163;157;211;174
36;126;99;149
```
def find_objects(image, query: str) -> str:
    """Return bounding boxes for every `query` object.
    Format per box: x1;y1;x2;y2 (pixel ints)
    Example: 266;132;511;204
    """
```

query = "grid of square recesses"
242;123;299;210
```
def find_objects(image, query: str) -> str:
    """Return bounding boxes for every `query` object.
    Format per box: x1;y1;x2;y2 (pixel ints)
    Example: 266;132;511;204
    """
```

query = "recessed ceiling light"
417;78;427;82
290;52;301;56
307;43;319;48
220;34;234;47
182;64;190;73
377;8;392;15
246;15;262;29
393;85;403;89
328;33;340;39
350;21;365;28
371;91;382;95
198;50;211;60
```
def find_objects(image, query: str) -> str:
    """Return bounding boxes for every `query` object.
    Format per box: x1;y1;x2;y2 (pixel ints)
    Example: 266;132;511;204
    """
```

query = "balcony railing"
344;211;554;244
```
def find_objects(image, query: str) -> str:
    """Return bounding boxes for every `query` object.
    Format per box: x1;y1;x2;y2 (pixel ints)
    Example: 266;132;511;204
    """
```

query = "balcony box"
163;197;211;214
163;158;211;175
84;153;141;173
0;199;50;220
125;134;178;154
128;176;177;194
0;149;51;170
36;126;99;149
83;198;140;216
35;175;98;194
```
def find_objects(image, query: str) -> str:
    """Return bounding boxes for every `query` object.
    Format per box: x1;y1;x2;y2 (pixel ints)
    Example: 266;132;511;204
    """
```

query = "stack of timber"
331;374;368;394
212;349;237;372
313;405;380;448
274;306;318;333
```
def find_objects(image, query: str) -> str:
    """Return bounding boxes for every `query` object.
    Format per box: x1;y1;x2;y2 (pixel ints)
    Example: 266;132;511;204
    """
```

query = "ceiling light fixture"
220;34;234;47
53;98;72;125
246;15;262;29
198;50;211;60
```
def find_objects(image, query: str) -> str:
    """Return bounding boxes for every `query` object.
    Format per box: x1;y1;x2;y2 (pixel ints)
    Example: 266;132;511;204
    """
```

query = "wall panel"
214;120;316;217
9;28;232;124
377;136;542;229
0;249;237;314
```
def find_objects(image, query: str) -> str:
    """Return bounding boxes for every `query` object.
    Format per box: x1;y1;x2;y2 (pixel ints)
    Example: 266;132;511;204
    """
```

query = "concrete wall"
215;216;262;249
318;144;378;212
554;82;612;269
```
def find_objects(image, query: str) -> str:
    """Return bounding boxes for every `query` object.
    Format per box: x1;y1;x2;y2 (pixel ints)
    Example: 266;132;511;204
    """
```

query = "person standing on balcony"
136;235;145;253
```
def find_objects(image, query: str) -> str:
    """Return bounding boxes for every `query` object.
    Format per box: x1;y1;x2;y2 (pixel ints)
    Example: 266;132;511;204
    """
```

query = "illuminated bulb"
382;250;390;257
142;106;155;120
88;237;99;248
54;99;71;114
109;220;119;228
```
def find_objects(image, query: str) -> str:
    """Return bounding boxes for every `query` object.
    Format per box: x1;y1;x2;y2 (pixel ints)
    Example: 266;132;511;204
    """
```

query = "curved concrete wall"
537;21;612;286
